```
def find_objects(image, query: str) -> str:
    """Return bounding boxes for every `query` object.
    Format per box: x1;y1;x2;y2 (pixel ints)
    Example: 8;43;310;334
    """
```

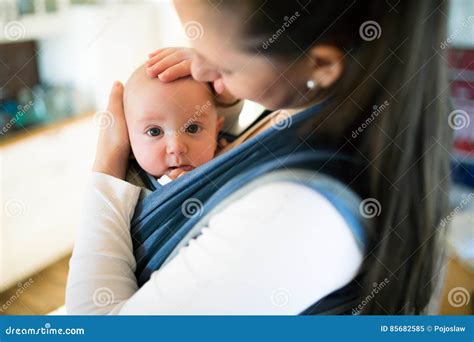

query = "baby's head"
124;65;223;178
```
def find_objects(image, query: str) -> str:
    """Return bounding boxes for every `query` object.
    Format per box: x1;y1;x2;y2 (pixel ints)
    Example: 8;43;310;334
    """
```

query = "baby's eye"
146;127;162;137
186;124;201;134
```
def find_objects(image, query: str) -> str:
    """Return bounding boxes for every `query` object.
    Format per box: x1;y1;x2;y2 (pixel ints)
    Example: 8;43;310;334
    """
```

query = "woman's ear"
308;45;345;88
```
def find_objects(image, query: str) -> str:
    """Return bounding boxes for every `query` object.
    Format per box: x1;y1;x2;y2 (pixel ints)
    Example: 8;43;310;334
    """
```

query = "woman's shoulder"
147;180;365;314
207;179;364;276
81;173;364;315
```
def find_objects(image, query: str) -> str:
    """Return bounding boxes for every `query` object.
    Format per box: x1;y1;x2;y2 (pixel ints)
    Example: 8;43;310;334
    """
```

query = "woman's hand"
92;82;131;180
146;47;194;82
146;47;238;105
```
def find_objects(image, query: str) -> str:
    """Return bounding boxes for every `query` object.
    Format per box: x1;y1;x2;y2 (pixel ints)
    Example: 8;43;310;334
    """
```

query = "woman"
67;0;452;314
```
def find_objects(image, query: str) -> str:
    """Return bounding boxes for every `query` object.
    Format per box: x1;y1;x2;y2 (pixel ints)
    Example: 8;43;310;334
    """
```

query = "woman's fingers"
147;50;188;78
105;82;129;143
147;48;167;58
145;48;177;69
107;82;125;120
219;138;229;148
145;47;193;80
216;138;230;154
92;81;131;180
158;60;192;82
147;50;192;79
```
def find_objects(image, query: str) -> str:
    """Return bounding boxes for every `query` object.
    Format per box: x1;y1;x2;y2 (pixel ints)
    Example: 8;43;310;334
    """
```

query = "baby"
124;65;224;186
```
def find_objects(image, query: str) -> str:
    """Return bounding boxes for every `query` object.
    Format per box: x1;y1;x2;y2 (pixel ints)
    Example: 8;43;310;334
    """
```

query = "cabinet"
0;114;97;291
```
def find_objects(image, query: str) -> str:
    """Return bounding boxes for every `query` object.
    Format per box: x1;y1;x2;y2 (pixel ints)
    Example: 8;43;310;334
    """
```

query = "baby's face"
125;73;222;178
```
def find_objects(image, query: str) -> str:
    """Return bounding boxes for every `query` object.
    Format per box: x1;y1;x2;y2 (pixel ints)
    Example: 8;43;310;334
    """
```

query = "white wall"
36;1;187;111
448;0;474;48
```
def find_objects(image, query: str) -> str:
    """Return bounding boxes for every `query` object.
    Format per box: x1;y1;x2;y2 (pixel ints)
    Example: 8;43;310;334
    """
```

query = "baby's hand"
167;168;189;180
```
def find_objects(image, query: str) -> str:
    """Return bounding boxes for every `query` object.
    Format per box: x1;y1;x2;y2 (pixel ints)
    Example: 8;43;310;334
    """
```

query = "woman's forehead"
174;0;243;55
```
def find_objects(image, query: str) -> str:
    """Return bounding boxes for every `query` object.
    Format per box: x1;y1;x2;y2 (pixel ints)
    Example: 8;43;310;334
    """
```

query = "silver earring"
306;79;317;89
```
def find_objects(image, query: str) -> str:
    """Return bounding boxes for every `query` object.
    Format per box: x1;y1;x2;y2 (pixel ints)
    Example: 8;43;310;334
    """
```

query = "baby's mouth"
168;165;194;172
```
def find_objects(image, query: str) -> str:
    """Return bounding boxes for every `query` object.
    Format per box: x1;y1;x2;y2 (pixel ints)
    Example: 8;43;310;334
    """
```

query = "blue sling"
130;102;372;314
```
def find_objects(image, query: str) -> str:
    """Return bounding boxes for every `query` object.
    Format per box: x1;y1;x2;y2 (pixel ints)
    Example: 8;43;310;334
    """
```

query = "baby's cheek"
134;144;167;177
189;139;217;166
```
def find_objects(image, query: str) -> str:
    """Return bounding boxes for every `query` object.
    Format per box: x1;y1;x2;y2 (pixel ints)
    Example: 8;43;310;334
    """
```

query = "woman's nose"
166;134;187;155
191;55;220;82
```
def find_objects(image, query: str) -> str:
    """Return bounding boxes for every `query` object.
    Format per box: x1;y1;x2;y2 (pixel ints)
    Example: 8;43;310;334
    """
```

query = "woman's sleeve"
66;174;363;315
66;172;142;314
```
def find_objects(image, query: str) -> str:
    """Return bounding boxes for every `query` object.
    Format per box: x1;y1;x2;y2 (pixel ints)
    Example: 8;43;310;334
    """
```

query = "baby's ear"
216;116;225;134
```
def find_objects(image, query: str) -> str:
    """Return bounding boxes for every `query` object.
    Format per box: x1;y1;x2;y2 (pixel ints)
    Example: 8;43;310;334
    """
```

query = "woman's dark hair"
212;0;452;314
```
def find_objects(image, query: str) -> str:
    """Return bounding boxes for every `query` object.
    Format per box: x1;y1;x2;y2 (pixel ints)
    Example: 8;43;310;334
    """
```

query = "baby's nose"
166;134;187;155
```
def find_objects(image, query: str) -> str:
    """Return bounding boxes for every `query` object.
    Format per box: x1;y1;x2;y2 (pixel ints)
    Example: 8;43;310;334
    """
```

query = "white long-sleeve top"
66;172;363;315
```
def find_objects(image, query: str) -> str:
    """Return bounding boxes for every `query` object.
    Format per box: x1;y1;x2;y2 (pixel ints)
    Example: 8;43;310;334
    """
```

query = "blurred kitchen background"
0;0;472;315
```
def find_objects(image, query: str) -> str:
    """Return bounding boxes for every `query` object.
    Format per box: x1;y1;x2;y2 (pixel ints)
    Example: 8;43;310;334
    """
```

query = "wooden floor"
438;256;474;315
0;254;71;315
